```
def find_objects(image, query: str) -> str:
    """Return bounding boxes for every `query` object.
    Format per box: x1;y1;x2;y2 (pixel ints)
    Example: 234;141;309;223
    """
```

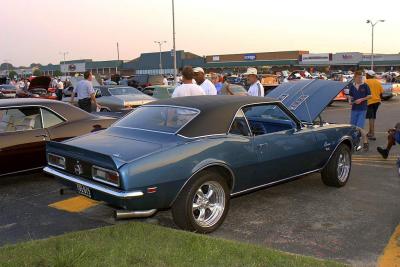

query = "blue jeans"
350;110;367;128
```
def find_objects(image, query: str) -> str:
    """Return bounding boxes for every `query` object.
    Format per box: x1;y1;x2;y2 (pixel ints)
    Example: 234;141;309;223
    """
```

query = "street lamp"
172;0;177;84
366;19;385;71
154;41;167;74
59;51;69;76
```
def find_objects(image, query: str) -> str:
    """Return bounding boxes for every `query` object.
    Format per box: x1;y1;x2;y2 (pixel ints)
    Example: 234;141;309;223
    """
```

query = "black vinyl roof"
145;95;278;137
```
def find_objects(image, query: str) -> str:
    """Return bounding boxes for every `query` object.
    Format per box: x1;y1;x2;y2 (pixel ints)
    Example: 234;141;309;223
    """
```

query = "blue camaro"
44;80;361;233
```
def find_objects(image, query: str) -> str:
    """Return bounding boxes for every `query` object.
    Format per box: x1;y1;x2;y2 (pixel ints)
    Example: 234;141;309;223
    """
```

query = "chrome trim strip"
92;165;120;187
176;133;227;140
114;126;175;135
43;167;144;198
230;168;321;196
0;167;43;177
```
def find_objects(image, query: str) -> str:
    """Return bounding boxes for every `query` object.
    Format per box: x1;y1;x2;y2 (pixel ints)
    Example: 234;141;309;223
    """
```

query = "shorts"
366;102;380;119
78;98;92;113
350;109;367;128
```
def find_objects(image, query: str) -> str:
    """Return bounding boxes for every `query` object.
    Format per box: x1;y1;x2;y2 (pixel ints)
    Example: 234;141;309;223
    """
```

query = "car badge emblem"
74;161;83;175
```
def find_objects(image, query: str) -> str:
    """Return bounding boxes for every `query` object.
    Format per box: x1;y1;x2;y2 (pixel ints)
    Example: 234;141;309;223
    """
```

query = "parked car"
221;84;248;96
381;83;394;101
0;98;116;177
44;80;360;233
16;76;57;99
63;86;155;112
126;75;164;90
0;84;17;99
142;85;175;99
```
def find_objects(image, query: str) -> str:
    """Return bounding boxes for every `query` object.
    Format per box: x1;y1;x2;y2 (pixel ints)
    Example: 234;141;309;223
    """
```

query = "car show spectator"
244;67;264;97
56;78;64;100
172;66;205;98
211;73;223;94
348;70;372;151
220;76;235;95
163;76;169;86
193;67;217;95
364;70;384;141
70;71;100;112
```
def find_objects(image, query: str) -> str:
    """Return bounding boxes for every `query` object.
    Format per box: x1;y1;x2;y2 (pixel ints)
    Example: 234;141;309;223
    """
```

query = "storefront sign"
301;53;331;63
212;56;220;61
244;54;256;60
61;63;85;73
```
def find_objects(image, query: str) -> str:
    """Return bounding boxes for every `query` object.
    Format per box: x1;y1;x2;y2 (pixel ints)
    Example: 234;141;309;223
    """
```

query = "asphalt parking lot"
1;98;399;266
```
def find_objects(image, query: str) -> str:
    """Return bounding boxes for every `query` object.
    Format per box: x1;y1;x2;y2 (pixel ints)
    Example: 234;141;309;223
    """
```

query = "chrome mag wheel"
337;152;350;182
192;181;225;228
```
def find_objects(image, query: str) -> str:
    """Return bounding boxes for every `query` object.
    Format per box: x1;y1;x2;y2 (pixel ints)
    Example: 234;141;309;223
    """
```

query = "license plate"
76;183;91;198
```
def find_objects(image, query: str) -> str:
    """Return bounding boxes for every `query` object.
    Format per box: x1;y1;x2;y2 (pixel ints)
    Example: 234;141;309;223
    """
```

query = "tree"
53;70;63;77
0;63;13;71
33;69;43;76
8;70;17;79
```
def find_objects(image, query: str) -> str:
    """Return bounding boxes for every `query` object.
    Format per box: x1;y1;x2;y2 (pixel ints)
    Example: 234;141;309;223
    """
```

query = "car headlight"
92;166;120;187
48;153;66;170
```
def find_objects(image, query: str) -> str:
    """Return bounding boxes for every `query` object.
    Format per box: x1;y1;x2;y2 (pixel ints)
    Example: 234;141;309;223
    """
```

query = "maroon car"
16;76;57;99
0;98;116;177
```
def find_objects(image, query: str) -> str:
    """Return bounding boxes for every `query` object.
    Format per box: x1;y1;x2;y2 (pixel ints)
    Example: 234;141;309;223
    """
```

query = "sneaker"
377;147;389;159
363;143;369;152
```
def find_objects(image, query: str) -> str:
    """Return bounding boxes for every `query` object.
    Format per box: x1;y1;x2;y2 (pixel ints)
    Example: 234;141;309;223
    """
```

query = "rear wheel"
171;171;230;233
321;144;351;187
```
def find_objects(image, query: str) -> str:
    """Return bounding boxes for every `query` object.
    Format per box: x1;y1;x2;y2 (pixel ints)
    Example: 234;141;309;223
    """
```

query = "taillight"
92;166;120;187
48;153;66;169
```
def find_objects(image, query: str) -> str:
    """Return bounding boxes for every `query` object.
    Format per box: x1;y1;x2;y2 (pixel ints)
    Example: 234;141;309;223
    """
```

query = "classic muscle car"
44;80;361;233
63;86;154;112
16;76;57;99
0;99;116;177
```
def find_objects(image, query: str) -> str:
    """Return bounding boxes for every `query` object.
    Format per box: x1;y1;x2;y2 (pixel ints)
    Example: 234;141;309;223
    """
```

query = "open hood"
267;80;347;123
28;76;51;90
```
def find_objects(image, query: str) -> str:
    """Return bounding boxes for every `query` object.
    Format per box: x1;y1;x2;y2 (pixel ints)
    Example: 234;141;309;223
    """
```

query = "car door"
0;106;49;176
243;103;319;184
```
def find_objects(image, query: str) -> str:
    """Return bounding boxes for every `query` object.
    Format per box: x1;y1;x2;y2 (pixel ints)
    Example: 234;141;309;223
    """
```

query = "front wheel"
171;171;230;233
321;144;351;187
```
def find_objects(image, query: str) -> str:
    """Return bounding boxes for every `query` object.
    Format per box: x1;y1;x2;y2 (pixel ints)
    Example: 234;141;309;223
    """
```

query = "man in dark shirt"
348;70;372;151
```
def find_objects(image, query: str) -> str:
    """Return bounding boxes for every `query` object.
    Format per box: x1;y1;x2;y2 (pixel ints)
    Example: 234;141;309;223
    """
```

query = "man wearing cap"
193;67;217;95
365;70;384;140
244;67;264;97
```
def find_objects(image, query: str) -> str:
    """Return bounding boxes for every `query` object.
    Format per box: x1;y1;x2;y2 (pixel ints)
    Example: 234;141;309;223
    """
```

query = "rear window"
109;87;142;95
114;106;199;133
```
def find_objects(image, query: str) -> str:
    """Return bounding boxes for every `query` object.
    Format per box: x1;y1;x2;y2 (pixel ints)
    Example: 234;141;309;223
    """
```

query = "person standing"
377;122;400;159
193;67;217;95
244;67;264;97
172;66;205;98
364;70;384;141
163;75;169;86
56;78;64;100
211;73;223;94
348;70;372;151
70;71;100;112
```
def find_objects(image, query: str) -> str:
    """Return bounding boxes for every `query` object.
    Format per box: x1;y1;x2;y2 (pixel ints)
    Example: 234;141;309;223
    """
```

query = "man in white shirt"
244;67;264;97
70;71;100;112
193;67;217;95
172;66;205;98
56;79;64;100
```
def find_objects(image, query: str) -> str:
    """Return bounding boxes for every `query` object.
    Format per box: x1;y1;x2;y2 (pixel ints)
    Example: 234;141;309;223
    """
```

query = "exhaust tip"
114;209;157;220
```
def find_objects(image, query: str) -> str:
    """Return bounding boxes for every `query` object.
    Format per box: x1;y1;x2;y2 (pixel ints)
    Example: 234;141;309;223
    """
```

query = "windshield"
109;87;142;96
114;106;199;133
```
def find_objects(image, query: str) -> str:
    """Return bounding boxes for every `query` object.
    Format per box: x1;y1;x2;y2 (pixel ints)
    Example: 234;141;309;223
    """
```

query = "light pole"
59;51;69;76
366;19;385;71
172;0;177;84
154;41;167;74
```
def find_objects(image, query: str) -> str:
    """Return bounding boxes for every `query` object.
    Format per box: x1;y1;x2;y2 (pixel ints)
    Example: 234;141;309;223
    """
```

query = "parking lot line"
352;162;394;169
49;196;99;213
378;224;400;267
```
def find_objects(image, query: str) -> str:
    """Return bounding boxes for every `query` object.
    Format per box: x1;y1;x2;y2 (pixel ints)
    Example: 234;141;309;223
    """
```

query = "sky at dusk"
1;0;399;66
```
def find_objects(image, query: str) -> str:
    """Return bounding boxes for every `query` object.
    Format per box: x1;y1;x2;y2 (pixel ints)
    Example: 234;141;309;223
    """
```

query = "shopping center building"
39;50;400;76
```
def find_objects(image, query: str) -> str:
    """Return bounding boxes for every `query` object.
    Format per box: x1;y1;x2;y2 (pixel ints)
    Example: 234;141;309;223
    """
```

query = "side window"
41;108;64;128
229;109;251;136
243;104;297;136
0;107;42;133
